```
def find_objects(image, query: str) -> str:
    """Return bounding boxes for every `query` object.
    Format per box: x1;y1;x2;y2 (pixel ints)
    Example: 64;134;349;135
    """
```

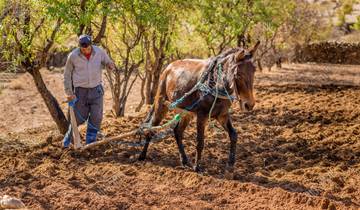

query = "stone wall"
293;42;360;64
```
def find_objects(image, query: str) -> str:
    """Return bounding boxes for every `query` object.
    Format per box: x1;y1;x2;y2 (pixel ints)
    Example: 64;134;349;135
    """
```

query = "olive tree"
0;0;68;133
0;0;112;133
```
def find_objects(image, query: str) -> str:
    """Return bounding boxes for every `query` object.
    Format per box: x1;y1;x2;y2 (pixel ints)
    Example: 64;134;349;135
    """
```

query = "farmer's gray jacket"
64;45;112;95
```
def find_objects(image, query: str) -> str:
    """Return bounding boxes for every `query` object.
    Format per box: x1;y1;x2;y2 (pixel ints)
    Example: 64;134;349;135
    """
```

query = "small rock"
0;195;26;209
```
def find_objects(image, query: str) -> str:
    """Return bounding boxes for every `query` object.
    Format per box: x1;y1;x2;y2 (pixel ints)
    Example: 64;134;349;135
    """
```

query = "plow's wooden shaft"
79;124;173;151
78;108;188;151
69;106;83;149
80;130;139;150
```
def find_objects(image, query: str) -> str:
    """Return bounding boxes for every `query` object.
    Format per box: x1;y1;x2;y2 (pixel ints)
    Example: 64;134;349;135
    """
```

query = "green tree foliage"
193;0;295;55
44;0;111;35
0;0;329;129
336;0;355;27
353;15;360;30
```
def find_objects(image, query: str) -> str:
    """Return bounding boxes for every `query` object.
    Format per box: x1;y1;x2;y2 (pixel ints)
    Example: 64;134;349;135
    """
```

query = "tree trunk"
93;15;107;44
77;0;87;36
112;98;121;117
145;31;168;104
28;68;68;134
144;36;153;105
149;64;162;103
9;2;68;134
135;76;146;112
145;71;153;104
111;74;122;117
118;97;126;117
257;59;263;72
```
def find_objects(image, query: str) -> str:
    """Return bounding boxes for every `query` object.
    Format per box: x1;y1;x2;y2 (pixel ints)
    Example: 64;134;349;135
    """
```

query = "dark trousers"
63;84;104;147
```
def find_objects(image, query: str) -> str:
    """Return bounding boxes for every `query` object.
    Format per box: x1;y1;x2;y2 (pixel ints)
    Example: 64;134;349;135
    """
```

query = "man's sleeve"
101;49;113;66
64;53;74;95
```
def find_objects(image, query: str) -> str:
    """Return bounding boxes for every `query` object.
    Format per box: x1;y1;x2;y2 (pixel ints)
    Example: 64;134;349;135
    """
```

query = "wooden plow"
65;94;188;151
78;124;175;151
67;104;182;151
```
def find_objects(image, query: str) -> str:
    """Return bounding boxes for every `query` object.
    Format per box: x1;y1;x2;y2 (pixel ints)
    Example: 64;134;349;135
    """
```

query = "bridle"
221;52;254;102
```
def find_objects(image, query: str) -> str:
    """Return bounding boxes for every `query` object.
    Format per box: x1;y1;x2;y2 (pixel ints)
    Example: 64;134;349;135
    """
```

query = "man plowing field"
61;38;259;175
63;35;115;148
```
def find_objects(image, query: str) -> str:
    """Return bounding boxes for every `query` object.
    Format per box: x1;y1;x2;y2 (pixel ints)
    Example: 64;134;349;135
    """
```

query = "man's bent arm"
64;53;75;96
101;49;115;70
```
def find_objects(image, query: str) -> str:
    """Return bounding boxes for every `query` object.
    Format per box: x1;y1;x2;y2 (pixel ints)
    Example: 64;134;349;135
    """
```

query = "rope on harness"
166;59;237;132
208;64;220;121
207;63;236;129
169;58;235;111
217;64;236;101
168;57;218;110
155;113;182;129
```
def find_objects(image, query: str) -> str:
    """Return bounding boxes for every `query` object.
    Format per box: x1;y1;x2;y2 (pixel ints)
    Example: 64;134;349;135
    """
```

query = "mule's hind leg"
217;113;238;173
138;99;168;161
194;114;207;172
174;113;193;167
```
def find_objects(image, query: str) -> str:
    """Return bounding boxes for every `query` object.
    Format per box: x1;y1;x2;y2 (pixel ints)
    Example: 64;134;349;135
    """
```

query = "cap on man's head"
79;34;92;47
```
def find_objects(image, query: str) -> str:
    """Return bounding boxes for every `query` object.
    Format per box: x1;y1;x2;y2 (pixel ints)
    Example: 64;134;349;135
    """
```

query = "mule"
139;42;260;173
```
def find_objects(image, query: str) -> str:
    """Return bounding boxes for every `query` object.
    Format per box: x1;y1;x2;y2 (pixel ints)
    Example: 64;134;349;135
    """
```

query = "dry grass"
8;80;25;90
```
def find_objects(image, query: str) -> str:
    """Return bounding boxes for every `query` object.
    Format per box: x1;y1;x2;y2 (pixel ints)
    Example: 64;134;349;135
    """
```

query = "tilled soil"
0;64;360;209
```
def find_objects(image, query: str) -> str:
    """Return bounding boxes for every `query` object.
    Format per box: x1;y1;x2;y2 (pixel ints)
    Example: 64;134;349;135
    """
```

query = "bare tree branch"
41;18;63;66
93;14;107;44
29;17;45;44
78;0;87;35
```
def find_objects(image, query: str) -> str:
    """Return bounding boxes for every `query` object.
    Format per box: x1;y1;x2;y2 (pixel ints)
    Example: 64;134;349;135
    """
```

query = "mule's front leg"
194;115;207;172
226;120;238;171
217;114;238;173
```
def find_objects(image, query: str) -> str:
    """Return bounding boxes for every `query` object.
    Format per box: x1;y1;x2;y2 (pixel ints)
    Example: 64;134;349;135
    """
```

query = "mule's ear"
249;41;260;56
235;50;245;62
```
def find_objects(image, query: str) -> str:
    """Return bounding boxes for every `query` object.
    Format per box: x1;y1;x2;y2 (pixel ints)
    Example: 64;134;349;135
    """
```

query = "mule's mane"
201;47;245;97
216;47;244;59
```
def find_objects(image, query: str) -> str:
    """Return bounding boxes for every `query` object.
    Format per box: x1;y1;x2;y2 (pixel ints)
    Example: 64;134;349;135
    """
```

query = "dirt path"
0;64;360;209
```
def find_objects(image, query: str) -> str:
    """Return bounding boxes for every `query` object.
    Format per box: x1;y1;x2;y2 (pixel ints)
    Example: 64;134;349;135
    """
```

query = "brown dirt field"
0;64;360;209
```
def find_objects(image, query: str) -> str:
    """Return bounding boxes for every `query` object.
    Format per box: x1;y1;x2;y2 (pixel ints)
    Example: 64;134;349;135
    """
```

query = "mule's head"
227;41;260;112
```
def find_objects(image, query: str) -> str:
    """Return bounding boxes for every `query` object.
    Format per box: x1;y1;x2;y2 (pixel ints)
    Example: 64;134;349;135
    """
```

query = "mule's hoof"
181;162;193;170
181;158;192;167
224;165;235;180
224;170;234;180
138;154;146;161
193;165;204;173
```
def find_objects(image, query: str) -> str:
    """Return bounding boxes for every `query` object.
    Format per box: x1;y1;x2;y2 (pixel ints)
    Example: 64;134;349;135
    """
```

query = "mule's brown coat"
139;42;260;172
